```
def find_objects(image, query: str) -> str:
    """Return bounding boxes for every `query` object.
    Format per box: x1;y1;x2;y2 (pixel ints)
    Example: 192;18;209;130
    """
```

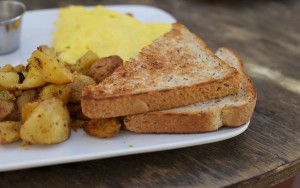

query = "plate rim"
0;122;249;172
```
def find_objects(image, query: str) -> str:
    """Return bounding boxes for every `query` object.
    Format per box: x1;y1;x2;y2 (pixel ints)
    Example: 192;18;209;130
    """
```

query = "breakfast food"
88;55;123;83
81;23;240;119
0;45;122;144
0;5;256;146
83;118;121;138
124;48;257;133
20;98;71;144
0;121;21;144
53;6;171;64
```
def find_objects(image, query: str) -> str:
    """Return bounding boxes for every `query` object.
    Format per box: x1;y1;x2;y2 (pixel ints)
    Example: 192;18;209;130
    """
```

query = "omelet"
53;6;171;64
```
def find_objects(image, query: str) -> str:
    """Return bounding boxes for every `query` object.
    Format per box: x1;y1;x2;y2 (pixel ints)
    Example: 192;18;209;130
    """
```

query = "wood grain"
1;0;299;187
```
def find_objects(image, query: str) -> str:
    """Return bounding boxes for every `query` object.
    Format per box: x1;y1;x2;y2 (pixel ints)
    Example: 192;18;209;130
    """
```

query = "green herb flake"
0;91;7;98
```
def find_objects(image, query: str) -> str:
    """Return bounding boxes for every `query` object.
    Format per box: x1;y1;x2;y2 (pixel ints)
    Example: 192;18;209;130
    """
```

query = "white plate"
0;5;249;172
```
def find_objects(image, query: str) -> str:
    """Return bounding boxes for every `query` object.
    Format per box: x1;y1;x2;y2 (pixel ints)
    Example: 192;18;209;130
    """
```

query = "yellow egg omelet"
53;6;171;64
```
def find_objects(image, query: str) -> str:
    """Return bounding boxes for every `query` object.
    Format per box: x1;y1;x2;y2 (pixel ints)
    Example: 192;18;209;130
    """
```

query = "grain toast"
82;23;240;119
124;48;256;133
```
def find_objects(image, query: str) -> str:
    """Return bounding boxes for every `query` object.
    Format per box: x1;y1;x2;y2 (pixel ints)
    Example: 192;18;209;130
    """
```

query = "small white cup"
0;1;26;55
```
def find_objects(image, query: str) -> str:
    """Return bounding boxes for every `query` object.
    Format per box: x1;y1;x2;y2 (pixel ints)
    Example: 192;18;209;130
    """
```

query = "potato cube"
16;89;38;112
71;50;99;74
67;74;96;103
39;84;71;104
0;72;19;90
0;121;21;144
31;49;74;84
20;98;71;144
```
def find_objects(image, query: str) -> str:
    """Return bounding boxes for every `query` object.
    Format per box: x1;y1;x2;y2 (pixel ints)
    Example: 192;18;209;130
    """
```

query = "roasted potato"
83;118;121;138
88;55;123;83
16;89;38;111
17;59;47;90
71;50;99;74
20;98;71;144
67;103;89;120
14;89;23;97
0;100;15;121
4;105;20;121
37;45;57;56
0;46;127;145
0;72;19;90
0;64;15;72
67;74;96;103
0;90;16;101
0;121;21;144
30;47;74;84
21;101;39;123
39;84;71;104
14;64;26;72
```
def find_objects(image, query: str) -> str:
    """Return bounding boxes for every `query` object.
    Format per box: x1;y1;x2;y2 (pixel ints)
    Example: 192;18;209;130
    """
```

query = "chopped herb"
0;91;7;98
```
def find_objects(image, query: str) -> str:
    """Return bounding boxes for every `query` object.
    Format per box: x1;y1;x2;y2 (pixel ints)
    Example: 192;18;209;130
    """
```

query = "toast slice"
124;48;257;133
82;23;240;119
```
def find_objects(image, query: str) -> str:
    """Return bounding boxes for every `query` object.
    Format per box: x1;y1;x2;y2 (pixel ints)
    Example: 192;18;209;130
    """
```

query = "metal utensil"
0;1;26;55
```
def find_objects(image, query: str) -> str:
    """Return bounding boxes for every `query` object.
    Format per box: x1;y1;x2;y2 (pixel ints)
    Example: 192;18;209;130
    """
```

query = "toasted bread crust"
124;100;256;133
82;23;240;119
82;73;239;118
123;108;223;133
220;48;257;127
123;100;256;133
124;48;257;133
221;99;256;127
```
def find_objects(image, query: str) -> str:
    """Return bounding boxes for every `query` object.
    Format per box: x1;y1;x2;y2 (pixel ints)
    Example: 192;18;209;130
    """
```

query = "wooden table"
1;0;300;187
